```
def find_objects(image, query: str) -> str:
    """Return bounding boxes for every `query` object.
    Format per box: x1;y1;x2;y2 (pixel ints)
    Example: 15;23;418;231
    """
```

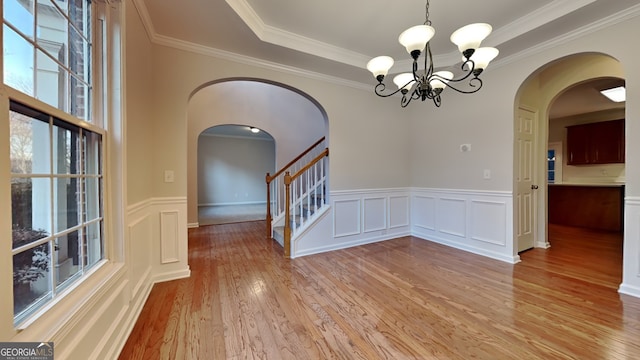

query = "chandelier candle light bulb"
367;0;498;107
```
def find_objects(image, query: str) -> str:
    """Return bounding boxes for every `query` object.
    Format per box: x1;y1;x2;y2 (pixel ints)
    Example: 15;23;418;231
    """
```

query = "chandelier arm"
401;94;412;107
432;95;442;107
442;77;484;94
411;87;422;101
373;82;406;98
442;59;477;84
424;43;435;79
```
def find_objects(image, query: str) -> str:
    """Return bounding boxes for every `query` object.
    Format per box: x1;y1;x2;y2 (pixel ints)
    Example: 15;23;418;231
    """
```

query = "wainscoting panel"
160;211;180;264
412;188;517;263
333;199;361;238
438;197;467;238
295;189;411;258
389;196;410;229
620;197;640;297
471;200;507;246
363;197;387;233
127;214;152;299
413;195;437;230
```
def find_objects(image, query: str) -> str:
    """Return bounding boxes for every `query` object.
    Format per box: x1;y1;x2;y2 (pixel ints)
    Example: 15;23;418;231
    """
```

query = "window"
548;149;556;183
10;101;104;325
3;0;92;120
4;0;106;326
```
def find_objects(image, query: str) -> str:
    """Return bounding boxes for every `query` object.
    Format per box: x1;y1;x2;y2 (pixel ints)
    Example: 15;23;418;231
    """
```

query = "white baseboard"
294;231;410;258
153;268;191;284
619;283;640;298
412;231;521;264
198;201;267;207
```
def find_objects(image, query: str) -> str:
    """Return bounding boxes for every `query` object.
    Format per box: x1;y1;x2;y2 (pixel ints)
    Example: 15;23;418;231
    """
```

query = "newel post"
284;171;292;258
265;172;272;239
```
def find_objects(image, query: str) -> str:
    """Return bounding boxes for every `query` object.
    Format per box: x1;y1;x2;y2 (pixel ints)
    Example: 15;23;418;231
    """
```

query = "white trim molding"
294;187;517;263
295;188;412;258
411;188;519;264
620;197;640;297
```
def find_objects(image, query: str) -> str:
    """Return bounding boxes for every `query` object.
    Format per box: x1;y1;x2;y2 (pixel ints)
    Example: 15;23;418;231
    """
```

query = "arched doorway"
197;125;276;225
514;53;625;267
186;79;329;227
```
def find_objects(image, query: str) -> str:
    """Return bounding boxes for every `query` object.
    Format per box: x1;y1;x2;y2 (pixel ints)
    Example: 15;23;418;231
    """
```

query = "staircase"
266;137;329;257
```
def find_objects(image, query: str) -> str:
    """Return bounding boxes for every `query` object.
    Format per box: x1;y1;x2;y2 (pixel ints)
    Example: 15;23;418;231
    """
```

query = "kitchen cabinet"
548;184;624;232
566;119;624;165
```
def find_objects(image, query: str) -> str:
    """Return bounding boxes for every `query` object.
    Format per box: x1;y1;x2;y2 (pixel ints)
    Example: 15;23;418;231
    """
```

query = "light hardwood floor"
118;222;640;359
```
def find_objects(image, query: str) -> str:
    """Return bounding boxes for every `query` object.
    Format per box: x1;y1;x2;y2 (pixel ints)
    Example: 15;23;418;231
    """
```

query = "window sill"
13;260;126;337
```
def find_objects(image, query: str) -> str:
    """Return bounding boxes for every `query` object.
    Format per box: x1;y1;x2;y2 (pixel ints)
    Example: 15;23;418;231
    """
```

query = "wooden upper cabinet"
567;119;624;165
566;123;591;165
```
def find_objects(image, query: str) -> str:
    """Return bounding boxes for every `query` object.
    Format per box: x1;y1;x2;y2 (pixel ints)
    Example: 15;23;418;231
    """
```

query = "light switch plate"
164;170;175;183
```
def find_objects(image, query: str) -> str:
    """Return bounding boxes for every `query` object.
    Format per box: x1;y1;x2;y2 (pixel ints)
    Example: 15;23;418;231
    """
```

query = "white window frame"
9;96;106;326
0;0;124;335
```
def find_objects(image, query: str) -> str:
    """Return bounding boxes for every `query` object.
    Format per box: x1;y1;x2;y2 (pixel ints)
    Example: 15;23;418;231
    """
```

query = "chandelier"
366;0;499;107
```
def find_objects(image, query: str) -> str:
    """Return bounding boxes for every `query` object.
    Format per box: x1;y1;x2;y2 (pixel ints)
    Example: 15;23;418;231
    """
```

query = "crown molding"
199;132;275;142
224;0;370;69
492;3;640;71
130;0;370;90
152;34;370;91
131;0;156;40
130;0;640;90
224;0;602;70
486;0;598;47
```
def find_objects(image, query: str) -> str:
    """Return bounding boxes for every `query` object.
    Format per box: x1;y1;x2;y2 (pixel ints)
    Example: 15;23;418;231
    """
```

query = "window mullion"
48;115;56;299
80;128;86;271
48;0;92;45
11;236;54;256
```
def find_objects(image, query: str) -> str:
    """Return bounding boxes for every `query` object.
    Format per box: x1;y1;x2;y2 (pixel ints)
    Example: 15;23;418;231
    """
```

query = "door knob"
531;185;539;190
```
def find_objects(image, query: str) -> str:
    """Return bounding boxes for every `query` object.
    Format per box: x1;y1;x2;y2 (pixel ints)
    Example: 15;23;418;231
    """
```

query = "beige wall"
125;3;155;205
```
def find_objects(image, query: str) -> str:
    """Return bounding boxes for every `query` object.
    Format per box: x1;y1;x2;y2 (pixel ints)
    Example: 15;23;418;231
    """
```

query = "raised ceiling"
136;0;637;113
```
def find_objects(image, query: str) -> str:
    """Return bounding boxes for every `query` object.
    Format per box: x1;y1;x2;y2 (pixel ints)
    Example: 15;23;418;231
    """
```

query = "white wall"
197;134;275;206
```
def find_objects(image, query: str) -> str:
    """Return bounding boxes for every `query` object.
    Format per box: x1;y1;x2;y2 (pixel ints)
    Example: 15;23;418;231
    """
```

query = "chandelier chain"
424;0;431;26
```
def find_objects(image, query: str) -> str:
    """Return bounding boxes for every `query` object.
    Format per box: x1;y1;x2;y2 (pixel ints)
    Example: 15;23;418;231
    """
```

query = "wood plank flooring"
118;222;640;359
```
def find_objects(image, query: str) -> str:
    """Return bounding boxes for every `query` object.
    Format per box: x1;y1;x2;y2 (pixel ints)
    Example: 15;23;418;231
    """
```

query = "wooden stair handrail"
289;148;329;181
266;137;325;183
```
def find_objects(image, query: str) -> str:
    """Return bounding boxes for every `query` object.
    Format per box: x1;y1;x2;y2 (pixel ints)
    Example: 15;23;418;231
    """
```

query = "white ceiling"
137;0;636;115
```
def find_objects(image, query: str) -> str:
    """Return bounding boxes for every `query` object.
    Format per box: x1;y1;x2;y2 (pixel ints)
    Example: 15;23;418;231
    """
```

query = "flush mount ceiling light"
249;127;260;133
600;86;626;102
366;0;499;108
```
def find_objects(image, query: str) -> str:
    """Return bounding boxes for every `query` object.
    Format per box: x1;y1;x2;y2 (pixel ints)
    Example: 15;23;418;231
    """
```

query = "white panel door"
516;107;537;252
